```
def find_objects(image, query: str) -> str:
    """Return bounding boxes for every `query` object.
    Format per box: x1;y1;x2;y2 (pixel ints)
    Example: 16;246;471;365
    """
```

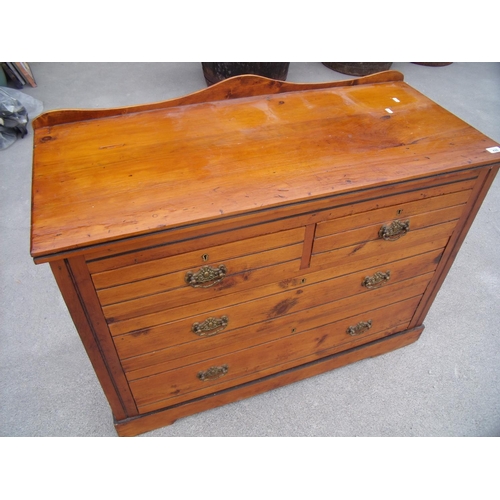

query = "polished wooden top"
30;71;497;261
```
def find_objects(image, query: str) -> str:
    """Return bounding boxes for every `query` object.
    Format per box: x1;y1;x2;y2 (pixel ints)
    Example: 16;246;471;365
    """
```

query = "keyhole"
202;254;209;262
396;209;403;215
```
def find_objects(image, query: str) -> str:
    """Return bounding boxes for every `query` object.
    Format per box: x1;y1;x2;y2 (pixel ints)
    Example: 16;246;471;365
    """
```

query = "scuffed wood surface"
31;76;497;261
32;71;404;127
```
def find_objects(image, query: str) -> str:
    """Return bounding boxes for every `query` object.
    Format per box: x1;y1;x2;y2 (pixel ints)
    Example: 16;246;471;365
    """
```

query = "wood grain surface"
31;77;498;261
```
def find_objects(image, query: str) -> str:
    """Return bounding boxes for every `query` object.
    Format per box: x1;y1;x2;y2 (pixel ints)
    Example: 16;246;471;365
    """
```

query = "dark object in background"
322;62;393;76
0;62;37;88
1;62;24;89
202;62;290;86
412;62;453;67
0;88;28;150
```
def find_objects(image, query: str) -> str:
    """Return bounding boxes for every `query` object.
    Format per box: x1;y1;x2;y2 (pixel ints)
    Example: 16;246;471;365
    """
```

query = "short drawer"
130;293;423;414
311;217;459;270
100;246;302;323
90;226;305;292
313;198;464;255
315;186;471;240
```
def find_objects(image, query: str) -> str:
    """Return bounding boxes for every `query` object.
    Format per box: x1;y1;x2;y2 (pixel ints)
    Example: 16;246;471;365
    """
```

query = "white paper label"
486;146;500;153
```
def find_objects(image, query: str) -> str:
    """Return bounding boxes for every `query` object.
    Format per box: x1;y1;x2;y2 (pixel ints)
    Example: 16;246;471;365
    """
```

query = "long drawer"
123;270;433;383
130;286;425;414
116;246;441;378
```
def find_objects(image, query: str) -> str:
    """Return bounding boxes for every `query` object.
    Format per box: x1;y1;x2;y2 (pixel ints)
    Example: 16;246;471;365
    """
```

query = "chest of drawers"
30;70;499;436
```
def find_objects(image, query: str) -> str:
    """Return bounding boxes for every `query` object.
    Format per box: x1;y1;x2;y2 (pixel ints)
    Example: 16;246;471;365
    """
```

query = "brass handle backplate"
379;219;410;241
185;264;227;288
362;270;391;289
346;320;372;336
192;316;229;337
197;364;228;381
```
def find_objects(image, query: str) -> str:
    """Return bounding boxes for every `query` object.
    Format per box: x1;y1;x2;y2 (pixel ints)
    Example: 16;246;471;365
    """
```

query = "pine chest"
30;71;499;436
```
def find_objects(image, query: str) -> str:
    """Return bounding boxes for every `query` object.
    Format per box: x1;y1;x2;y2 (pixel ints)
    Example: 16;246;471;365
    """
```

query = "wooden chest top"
30;72;496;261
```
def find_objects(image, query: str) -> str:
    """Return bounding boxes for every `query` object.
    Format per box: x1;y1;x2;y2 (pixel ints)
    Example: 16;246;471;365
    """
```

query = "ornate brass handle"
185;264;227;288
197;364;229;381
346;320;372;336
379;219;410;241
192;316;229;337
362;270;391;289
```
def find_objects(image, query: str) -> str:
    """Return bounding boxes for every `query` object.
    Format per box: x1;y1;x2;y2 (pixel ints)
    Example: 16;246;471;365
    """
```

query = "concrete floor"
1;62;499;437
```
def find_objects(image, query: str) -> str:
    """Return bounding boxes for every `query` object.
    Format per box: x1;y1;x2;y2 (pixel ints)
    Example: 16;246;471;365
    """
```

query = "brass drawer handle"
362;270;391;289
379;219;410;241
185;264;227;288
192;315;229;337
197;364;228;381
346;320;372;336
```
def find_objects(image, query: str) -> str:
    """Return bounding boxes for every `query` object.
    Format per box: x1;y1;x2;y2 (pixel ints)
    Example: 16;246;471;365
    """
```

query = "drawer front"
116;248;440;378
315;187;472;241
91;226;304;291
129;290;424;414
314;204;465;255
311;214;460;270
91;227;305;324
100;245;302;322
313;190;469;259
